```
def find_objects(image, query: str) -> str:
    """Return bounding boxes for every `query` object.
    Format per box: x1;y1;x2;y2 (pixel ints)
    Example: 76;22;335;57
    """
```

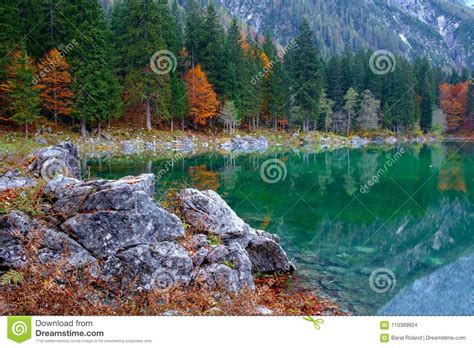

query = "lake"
85;141;474;315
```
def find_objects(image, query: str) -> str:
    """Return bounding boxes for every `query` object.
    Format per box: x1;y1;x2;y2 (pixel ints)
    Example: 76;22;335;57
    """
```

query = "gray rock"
0;211;94;269
189;234;208;249
179;189;256;246
350;136;370;148
121;140;144;155
247;231;295;273
0;170;37;192
385;136;398;145
27;142;81;180
61;194;184;256
35;137;47;145
220;135;268;153
255;306;273;315
195;264;241;293
192;247;208;267
378;252;474;315
104;242;193;291
179;188;294;275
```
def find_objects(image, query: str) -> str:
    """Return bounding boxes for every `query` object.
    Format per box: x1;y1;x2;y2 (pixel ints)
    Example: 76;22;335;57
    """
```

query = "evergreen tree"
72;0;120;137
112;0;167;131
415;58;434;132
200;4;226;96
287;20;324;131
185;0;205;67
223;19;244;111
466;77;474;131
1;50;41;134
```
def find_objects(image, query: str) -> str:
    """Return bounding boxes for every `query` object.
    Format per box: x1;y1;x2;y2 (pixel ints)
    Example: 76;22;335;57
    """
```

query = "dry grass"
0;227;344;316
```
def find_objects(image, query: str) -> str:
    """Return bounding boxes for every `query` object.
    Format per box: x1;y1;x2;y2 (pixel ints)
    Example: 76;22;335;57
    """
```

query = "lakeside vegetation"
1;1;473;139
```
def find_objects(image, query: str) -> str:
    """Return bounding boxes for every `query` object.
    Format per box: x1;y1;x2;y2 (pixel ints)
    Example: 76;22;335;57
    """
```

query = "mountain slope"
209;0;474;70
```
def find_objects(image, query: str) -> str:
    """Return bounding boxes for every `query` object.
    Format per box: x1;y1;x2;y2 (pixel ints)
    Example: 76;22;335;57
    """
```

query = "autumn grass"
0;249;344;316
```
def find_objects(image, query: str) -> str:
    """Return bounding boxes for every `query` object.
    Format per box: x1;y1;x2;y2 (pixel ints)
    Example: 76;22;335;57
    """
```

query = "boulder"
0;170;37;192
178;188;294;274
350;136;370;148
54;174;184;256
104;242;193;291
27;142;81;180
121;140;144;155
220;135;268;153
0;211;94;269
178;189;255;247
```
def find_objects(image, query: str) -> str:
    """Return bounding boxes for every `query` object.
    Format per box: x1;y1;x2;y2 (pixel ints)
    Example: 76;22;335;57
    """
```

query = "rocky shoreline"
74;131;443;158
0;142;307;314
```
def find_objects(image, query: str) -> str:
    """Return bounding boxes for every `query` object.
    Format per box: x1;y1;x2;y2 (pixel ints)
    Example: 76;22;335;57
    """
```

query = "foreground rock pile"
0;143;294;294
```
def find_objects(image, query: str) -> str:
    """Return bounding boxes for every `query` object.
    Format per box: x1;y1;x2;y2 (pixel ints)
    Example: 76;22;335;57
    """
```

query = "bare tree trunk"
80;115;87;138
97;119;102;138
146;93;151;131
171;119;174;132
347;111;351;136
25;123;29;136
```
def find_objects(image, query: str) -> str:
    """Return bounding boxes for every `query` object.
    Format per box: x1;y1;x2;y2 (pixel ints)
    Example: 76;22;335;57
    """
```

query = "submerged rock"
378;252;474;315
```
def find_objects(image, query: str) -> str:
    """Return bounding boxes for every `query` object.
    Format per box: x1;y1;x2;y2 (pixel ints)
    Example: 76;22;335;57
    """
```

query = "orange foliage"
241;33;250;53
184;64;220;126
438;154;466;192
188;165;221;191
37;49;74;119
439;82;469;132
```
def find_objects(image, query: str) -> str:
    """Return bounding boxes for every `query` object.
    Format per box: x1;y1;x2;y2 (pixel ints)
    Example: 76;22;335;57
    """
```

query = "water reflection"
85;142;474;315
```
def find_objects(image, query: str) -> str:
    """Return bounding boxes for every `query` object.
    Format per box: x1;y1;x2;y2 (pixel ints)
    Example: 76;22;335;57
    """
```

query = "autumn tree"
439;82;469;132
1;50;41;134
37;48;73;123
184;64;219;126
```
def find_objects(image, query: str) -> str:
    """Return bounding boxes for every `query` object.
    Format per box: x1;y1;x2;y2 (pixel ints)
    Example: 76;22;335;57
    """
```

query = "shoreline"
0;142;346;316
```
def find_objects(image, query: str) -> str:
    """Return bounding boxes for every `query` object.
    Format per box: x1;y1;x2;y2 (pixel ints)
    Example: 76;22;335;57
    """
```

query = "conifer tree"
1;50;41;134
288;20;324;131
200;4;226;96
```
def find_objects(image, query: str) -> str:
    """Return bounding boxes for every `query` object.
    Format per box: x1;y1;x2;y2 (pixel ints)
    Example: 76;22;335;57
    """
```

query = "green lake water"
85;142;474;315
